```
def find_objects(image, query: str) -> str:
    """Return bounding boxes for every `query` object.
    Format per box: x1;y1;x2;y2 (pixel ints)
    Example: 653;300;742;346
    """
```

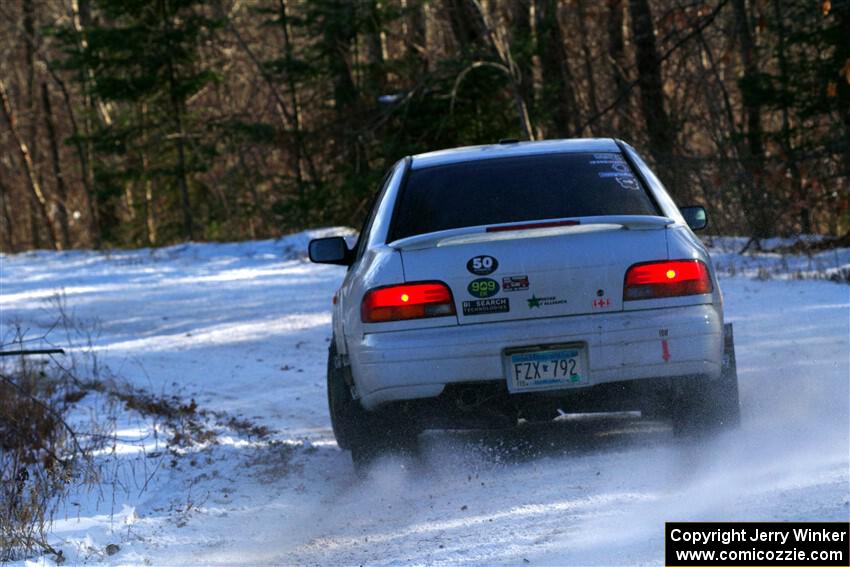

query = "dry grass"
0;337;93;562
1;293;273;562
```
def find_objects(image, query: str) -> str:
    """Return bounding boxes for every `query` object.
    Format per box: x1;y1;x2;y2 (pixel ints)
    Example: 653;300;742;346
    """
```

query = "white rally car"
309;139;739;463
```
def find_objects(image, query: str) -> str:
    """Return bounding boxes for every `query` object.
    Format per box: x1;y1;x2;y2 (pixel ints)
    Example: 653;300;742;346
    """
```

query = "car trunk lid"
394;217;671;324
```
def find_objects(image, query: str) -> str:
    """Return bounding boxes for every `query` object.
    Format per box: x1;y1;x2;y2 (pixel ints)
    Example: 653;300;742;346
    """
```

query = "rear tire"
327;343;419;468
349;421;420;470
671;324;741;435
327;343;364;451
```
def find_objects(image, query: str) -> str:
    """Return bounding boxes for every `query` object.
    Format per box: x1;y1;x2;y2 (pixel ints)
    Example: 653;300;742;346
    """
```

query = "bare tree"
575;0;601;134
507;0;534;121
628;0;677;186
0;180;15;252
0;0;844;249
0;80;60;250
41;83;71;249
607;0;630;137
770;0;808;233
535;0;580;137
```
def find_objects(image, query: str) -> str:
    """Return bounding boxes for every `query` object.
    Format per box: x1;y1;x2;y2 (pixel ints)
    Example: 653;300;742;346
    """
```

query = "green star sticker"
527;295;541;308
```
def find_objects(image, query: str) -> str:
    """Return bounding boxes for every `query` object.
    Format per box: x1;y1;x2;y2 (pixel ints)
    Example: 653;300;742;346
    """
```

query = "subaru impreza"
309;139;739;464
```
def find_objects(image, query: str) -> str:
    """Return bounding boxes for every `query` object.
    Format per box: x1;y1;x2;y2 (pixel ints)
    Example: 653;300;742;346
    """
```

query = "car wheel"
349;421;420;470
327;343;420;466
671;324;741;435
327;343;366;451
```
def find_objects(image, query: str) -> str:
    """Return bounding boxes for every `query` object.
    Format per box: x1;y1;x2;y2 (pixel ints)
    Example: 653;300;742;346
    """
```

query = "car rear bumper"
348;303;723;410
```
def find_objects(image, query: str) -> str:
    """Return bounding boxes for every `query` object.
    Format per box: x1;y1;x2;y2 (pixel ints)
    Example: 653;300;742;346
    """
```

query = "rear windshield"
389;152;659;241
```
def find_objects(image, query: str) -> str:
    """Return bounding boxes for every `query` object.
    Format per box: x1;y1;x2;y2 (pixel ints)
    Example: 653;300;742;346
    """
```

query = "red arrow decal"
661;339;670;362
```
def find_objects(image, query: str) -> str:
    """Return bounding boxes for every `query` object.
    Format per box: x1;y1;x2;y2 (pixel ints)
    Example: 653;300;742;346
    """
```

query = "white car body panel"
351;303;722;410
398;223;669;324
330;139;724;411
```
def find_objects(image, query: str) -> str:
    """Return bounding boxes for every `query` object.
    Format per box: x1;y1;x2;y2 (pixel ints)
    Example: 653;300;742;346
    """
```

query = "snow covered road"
1;233;848;565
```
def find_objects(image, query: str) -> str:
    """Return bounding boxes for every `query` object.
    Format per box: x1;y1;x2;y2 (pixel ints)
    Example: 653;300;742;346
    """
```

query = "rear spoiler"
389;215;675;250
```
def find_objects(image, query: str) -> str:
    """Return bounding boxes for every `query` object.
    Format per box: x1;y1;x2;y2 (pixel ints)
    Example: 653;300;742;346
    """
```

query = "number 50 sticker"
467;255;498;275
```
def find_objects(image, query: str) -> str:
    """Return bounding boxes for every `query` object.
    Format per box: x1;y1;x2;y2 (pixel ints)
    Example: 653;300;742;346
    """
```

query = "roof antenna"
498;138;519;144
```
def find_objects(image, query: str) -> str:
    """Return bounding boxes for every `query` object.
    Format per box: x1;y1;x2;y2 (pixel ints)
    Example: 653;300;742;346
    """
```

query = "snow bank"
705;236;850;282
1;231;847;565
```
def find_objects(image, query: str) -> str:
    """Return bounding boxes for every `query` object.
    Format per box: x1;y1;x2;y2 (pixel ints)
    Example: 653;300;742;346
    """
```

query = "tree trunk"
0;181;15;252
835;5;850;190
363;0;386;96
317;0;359;178
73;0;103;248
23;0;42;248
278;0;317;208
23;0;37;161
403;0;428;71
29;199;42;249
443;0;488;53
771;0;808;233
41;83;71;249
169;85;194;241
161;0;194;241
15;7;101;248
607;0;630;136
140;103;157;245
141;148;157;245
325;1;358;115
576;0;600;134
169;93;194;240
535;0;579;137
144;179;157;246
60;76;100;248
0;80;60;250
508;0;534;119
628;0;676;187
732;0;773;238
464;1;535;139
692;25;752;235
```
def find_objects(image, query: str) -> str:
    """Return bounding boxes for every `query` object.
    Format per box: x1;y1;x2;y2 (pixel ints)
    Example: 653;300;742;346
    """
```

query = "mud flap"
671;323;740;435
722;323;737;382
721;322;741;425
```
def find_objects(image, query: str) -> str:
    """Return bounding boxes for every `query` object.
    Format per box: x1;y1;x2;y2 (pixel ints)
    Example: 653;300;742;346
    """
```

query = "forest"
0;0;847;252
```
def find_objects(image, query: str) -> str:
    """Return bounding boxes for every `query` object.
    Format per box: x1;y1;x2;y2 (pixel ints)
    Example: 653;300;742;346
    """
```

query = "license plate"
505;347;588;393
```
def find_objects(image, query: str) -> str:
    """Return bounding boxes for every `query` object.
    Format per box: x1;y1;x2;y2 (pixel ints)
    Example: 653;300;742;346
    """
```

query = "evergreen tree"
56;0;222;243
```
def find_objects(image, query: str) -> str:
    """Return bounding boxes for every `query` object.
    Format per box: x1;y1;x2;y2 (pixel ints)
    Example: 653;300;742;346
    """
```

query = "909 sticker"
468;278;499;298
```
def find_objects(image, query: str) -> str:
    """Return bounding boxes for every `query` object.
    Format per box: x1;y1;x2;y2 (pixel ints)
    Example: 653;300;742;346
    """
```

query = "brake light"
623;260;712;300
361;282;456;323
486;219;580;232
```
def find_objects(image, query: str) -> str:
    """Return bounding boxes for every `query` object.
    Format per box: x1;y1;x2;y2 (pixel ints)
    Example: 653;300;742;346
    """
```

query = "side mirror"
680;206;707;231
308;237;352;265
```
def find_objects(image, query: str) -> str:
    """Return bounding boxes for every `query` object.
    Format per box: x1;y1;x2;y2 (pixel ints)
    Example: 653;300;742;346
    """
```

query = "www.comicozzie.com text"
669;527;848;546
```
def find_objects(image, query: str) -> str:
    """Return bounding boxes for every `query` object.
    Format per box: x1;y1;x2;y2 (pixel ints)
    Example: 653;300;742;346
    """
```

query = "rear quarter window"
389;152;659;241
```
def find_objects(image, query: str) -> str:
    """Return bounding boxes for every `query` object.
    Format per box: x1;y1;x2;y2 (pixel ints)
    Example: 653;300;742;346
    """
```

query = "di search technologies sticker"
462;298;509;316
665;522;850;566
